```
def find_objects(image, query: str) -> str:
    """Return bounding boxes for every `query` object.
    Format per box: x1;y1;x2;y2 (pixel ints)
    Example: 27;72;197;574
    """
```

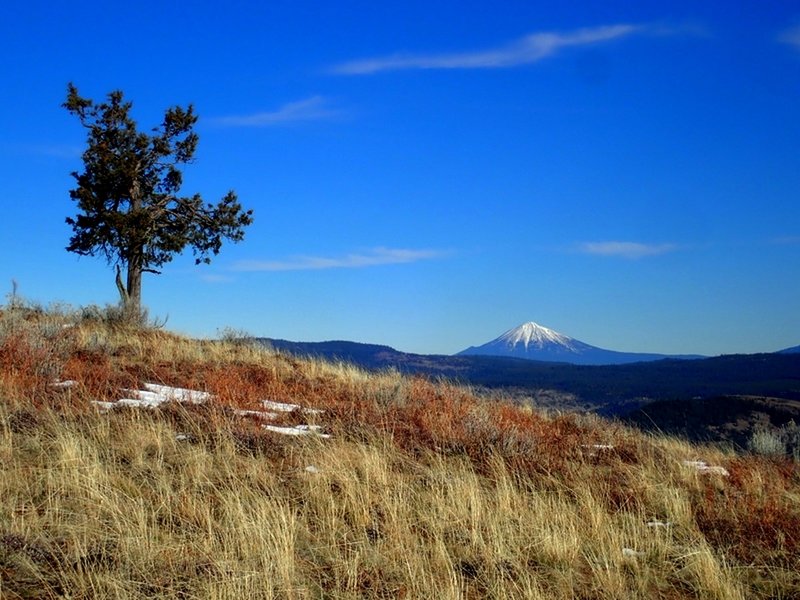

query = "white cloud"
233;247;449;271
199;273;235;283
778;25;800;49
330;24;643;74
0;143;82;158
212;96;340;126
771;235;800;245
577;241;678;259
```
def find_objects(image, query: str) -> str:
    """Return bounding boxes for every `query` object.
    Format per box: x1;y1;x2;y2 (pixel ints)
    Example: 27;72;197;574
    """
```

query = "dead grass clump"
693;456;800;570
0;313;75;403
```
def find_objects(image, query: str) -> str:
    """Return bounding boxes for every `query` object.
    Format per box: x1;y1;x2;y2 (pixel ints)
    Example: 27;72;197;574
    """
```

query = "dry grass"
1;307;798;598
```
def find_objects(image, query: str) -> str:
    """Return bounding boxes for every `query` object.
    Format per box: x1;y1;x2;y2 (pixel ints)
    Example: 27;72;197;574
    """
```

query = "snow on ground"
646;520;672;528
261;399;323;415
50;380;78;389
233;409;280;420
88;383;330;438
141;383;211;404
263;424;331;439
682;460;729;476
580;443;615;457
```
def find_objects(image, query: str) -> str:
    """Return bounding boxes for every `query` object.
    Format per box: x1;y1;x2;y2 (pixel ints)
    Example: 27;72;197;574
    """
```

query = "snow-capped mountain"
458;321;703;365
489;322;590;352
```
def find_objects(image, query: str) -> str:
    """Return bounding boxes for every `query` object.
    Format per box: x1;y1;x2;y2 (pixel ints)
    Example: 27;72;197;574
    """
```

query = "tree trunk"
115;265;129;305
124;175;144;324
125;259;143;324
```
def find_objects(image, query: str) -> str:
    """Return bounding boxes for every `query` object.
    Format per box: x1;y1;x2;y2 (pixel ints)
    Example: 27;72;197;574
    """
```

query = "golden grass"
1;308;798;598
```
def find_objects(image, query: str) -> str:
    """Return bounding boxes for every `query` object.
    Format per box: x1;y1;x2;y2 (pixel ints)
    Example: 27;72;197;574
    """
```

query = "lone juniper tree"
64;83;253;321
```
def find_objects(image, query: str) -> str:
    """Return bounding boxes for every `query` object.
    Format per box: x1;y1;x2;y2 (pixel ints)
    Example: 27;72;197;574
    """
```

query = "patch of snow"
646;520;672;528
263;424;331;439
622;548;646;558
682;460;729;476
120;390;166;407
142;383;210;404
175;434;191;441
91;401;116;412
50;380;78;389
261;399;323;415
93;383;212;410
581;444;615;450
304;465;321;474
234;409;279;420
116;398;161;409
107;383;212;408
91;386;330;443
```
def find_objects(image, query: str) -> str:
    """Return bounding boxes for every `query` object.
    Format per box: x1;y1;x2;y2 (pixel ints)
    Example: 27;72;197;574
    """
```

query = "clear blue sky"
1;1;798;356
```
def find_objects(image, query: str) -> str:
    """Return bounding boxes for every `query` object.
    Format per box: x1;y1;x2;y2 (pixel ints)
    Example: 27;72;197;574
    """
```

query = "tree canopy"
63;84;253;320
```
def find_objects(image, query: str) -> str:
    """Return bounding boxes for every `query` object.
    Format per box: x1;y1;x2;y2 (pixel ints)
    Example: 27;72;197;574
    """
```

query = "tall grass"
1;307;798;598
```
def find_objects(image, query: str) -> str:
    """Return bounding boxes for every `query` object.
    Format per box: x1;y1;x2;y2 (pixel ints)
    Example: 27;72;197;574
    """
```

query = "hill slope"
1;306;799;599
263;337;800;415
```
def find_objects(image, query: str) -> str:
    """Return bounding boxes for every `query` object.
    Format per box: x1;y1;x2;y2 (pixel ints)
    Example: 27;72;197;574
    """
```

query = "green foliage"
63;83;254;316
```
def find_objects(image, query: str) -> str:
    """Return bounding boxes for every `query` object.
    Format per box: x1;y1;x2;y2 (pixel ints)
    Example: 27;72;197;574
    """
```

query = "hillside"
1;306;799;599
263;338;800;416
625;395;800;449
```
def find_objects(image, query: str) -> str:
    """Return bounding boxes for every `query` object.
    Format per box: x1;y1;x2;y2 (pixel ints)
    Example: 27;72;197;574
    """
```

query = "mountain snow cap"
496;321;577;350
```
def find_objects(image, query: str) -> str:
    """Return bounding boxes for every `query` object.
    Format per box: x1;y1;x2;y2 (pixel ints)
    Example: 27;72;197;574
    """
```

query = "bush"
780;420;800;462
748;421;800;461
79;303;166;329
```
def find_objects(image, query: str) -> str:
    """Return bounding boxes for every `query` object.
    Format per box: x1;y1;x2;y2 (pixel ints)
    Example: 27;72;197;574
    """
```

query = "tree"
63;83;253;321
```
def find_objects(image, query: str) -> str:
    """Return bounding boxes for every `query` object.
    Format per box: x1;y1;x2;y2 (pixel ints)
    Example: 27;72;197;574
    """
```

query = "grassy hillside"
1;306;799;599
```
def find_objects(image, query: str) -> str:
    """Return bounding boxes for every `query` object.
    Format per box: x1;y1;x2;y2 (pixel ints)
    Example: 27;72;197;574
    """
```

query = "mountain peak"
458;321;705;365
497;322;576;350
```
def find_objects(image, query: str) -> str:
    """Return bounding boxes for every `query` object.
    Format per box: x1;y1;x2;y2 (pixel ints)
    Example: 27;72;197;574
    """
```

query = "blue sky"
1;1;798;355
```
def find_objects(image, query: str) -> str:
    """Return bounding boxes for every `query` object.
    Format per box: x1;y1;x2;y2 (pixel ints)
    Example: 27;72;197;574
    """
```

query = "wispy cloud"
211;96;341;127
576;241;678;259
330;24;644;75
771;235;800;245
199;273;235;284
233;247;449;272
0;143;82;158
778;25;800;50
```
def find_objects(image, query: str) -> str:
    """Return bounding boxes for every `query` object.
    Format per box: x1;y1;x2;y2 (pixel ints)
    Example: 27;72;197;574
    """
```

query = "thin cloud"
330;24;643;75
771;235;800;245
0;143;82;158
577;241;678;259
199;273;235;283
212;96;341;126
233;247;449;272
778;25;800;49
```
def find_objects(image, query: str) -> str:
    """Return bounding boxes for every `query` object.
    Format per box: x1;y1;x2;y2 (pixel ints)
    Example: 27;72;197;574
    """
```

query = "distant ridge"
256;336;800;416
778;345;800;354
457;321;704;365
